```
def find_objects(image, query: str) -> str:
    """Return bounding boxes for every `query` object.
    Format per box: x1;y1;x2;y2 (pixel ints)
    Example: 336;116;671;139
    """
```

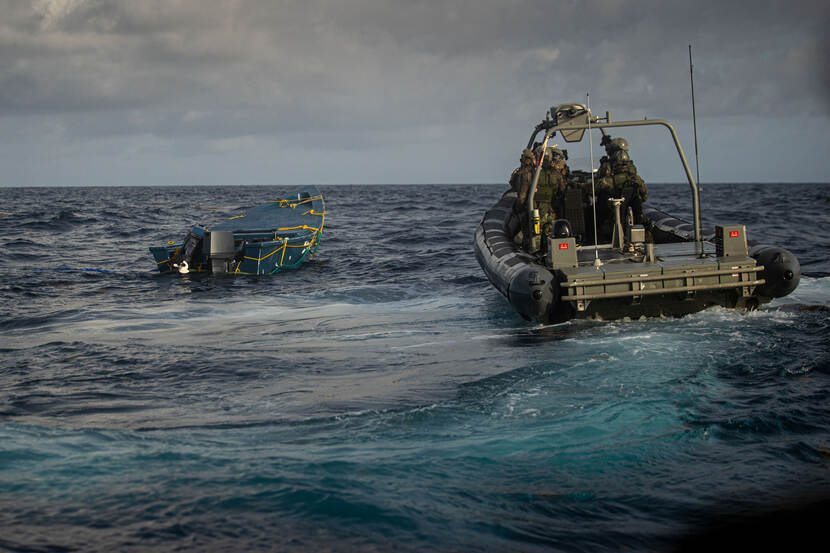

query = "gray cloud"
0;0;828;185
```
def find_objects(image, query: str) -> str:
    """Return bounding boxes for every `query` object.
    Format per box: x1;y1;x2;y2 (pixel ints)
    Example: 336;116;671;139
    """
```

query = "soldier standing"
533;148;558;239
607;138;648;223
510;149;536;196
590;136;648;238
610;149;647;202
589;136;620;242
510;149;537;245
515;146;571;250
547;147;570;223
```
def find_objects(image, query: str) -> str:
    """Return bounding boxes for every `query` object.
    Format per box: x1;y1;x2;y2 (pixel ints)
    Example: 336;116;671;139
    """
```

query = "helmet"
533;145;553;162
521;148;535;163
612;137;629;151
613;150;631;163
549;147;564;160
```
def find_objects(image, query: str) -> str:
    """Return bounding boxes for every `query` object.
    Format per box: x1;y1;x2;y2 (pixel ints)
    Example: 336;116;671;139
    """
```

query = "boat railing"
525;116;703;257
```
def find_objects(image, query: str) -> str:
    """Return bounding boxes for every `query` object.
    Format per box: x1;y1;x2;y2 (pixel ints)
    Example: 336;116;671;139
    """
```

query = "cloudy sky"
1;0;828;186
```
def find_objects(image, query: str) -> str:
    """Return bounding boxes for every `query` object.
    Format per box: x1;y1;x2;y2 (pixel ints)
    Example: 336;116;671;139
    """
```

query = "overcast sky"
1;0;828;186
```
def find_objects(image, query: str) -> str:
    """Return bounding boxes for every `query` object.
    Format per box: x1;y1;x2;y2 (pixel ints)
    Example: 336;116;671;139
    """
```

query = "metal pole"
587;94;601;265
526;132;551;248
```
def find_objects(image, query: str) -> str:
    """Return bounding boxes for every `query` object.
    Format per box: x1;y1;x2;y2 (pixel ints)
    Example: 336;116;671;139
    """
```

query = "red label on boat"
729;230;740;238
558;243;569;250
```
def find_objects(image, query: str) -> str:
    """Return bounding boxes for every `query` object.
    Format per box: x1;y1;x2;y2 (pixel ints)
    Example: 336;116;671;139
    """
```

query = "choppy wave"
0;184;829;552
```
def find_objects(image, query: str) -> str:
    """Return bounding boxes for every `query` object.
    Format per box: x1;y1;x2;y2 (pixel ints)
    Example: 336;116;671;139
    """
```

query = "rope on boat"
270;237;321;273
231;228;323;273
235;206;324;274
234;211;326;269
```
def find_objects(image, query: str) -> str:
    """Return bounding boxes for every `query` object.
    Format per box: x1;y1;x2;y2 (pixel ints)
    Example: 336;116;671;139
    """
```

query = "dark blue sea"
1;183;829;552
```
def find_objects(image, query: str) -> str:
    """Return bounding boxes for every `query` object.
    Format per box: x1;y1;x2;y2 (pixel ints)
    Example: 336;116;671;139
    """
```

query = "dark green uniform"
510;149;537;245
607;152;647;225
517;155;569;245
590;137;649;239
537;158;569;231
533;161;558;236
510;150;536;195
513;167;537;205
587;164;616;243
510;147;571;249
611;160;647;202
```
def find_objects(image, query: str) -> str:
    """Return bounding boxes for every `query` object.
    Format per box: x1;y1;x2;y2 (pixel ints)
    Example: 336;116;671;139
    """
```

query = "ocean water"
1;183;829;552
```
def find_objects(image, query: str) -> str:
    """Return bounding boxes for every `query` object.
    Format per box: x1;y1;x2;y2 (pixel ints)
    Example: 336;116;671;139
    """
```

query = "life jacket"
611;161;647;201
534;165;556;205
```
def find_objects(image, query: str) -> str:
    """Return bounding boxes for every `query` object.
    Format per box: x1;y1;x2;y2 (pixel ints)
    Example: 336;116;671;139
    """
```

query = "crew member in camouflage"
512;146;571;250
591;136;649;240
539;148;570;233
510;149;537;245
509;149;536;195
596;137;647;204
532;147;558;239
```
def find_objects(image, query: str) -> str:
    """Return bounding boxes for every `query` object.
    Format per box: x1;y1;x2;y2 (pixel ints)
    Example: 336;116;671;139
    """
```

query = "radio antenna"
689;45;700;186
587;93;601;266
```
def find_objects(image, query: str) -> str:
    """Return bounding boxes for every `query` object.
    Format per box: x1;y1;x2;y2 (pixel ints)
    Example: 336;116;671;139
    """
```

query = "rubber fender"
508;266;555;323
750;245;800;298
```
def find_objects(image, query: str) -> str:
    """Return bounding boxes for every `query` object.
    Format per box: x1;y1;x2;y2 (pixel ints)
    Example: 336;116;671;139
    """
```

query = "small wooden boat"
150;187;324;275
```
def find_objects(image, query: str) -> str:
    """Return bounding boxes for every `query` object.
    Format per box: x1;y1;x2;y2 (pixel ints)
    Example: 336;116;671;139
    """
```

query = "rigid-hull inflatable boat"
474;104;800;323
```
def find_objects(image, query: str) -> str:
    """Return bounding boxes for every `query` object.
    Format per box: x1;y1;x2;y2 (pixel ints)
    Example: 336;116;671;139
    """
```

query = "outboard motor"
172;227;206;274
209;231;235;274
750;245;800;298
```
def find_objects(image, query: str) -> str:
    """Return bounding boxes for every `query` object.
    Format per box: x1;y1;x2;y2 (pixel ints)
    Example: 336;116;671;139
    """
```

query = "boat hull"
474;191;800;323
150;187;325;275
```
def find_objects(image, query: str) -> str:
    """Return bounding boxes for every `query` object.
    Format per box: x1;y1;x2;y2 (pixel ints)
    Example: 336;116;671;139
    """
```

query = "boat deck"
574;240;715;267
